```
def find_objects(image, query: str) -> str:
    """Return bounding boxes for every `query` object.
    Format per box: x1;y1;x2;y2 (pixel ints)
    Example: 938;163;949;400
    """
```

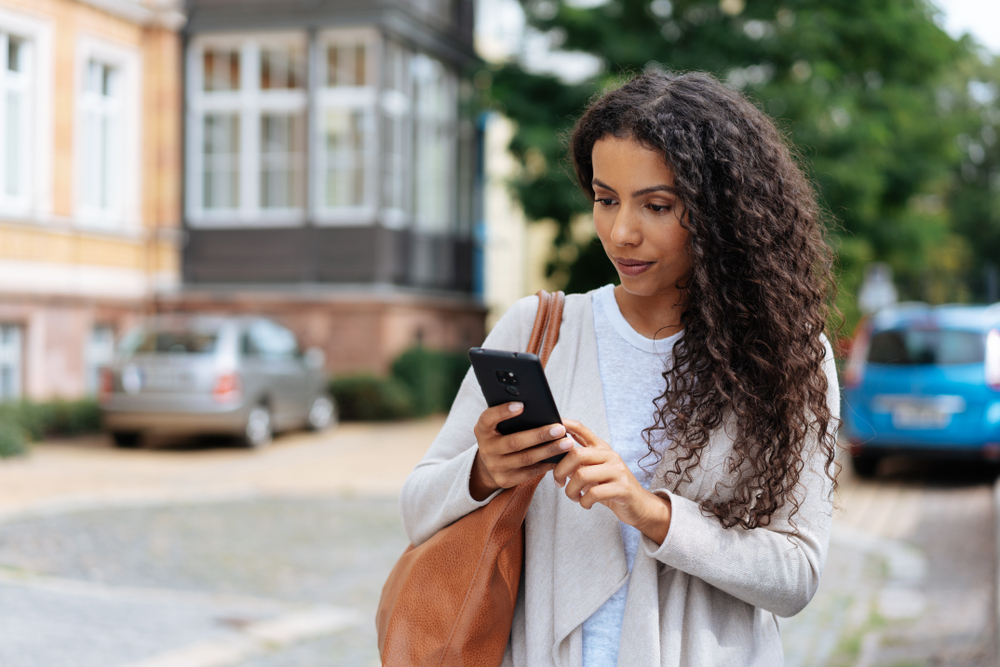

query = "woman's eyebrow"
632;184;678;197
592;178;617;193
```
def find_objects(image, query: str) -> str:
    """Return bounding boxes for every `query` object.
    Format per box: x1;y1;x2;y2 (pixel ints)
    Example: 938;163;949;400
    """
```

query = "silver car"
100;315;336;448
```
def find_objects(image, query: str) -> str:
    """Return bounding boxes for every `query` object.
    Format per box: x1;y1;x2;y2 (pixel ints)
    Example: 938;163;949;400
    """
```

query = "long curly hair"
570;71;838;530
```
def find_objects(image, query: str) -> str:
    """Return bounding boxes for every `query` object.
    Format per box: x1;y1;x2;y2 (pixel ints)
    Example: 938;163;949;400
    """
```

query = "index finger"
481;401;524;430
562;419;609;449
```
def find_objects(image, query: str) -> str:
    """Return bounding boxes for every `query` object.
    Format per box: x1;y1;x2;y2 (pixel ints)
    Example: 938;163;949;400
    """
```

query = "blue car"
842;302;1000;477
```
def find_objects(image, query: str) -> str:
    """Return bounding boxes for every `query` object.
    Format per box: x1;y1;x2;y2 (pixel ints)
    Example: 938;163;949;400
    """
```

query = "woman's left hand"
554;419;672;544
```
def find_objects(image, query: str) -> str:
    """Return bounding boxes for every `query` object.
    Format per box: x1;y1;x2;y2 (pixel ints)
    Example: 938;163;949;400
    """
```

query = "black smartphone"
468;347;566;464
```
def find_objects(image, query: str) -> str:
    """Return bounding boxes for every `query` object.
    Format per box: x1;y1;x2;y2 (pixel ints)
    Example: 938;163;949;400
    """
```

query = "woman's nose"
610;208;641;246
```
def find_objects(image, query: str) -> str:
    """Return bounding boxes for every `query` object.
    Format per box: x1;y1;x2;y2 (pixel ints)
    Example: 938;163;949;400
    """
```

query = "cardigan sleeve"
399;295;540;547
642;338;840;618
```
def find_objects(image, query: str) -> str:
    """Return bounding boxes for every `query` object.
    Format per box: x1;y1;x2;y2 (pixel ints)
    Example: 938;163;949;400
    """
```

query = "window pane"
100;114;112;209
384;114;406;211
101;64;115;97
326;43;367;87
8;37;22;73
86;60;102;94
261;46;305;90
203;49;240;92
83;109;100;209
203;113;240;209
5;91;19;197
260;113;305;209
412;55;454;231
324;109;367;207
354;45;366;86
867;329;985;365
0;324;22;402
86;325;115;394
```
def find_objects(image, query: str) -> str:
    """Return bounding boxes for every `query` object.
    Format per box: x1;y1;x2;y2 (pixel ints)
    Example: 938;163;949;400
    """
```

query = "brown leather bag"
376;290;566;667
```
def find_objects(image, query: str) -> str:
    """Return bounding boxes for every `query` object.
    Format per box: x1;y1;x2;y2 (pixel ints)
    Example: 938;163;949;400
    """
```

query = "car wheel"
243;405;273;448
111;432;141;449
306;395;337;431
851;454;880;479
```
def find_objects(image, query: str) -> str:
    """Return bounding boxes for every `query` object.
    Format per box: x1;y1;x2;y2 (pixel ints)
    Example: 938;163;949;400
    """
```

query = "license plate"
143;369;190;391
891;403;950;429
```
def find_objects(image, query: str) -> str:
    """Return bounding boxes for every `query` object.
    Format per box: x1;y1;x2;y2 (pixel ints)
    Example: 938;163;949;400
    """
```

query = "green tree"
943;56;1000;301
485;0;980;326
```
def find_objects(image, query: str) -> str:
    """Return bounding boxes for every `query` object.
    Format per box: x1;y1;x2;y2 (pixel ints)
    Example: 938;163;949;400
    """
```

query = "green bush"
0;398;103;458
0;401;42;441
390;347;470;417
0;420;27;458
329;374;415;421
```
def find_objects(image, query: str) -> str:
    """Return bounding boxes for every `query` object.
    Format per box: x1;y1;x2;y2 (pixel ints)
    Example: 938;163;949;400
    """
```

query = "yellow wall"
0;0;181;274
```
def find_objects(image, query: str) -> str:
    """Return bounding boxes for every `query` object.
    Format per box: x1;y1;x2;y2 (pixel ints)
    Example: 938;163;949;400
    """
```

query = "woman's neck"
612;284;686;340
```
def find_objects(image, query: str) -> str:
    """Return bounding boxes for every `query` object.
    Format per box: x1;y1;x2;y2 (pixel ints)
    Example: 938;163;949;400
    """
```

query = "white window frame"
0;8;52;221
0;323;23;402
74;35;141;231
187;32;308;228
312;27;381;227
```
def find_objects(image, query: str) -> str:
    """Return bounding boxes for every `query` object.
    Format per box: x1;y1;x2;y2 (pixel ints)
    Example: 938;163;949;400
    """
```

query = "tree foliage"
483;0;998;325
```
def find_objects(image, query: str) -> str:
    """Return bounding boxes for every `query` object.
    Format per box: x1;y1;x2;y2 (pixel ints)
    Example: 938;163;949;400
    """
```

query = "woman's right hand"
470;402;575;501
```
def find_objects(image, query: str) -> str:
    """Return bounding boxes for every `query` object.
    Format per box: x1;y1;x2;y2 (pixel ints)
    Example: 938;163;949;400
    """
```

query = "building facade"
0;0;184;401
170;0;486;374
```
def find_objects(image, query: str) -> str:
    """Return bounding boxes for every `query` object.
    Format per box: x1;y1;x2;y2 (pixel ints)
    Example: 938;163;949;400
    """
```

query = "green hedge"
0;399;103;458
330;346;471;422
329;374;415;421
391;347;470;417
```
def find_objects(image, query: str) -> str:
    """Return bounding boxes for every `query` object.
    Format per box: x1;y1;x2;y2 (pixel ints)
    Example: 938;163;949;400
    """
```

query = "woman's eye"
595;197;616;207
649;203;674;213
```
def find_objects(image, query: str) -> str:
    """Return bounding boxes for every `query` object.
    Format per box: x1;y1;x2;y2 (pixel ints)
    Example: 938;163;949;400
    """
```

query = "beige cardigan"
400;292;839;667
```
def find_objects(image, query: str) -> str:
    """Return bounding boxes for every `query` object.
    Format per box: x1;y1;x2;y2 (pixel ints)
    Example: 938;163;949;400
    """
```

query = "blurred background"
0;0;999;665
0;0;998;415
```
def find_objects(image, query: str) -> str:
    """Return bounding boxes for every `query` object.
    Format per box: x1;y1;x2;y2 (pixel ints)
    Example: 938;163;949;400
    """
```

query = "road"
0;423;995;667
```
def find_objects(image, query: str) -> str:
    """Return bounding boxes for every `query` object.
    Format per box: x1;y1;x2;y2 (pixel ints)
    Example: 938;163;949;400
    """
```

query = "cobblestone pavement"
0;423;996;666
782;457;998;667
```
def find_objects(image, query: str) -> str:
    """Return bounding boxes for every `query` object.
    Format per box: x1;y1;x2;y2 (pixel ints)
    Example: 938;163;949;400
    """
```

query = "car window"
243;321;298;359
119;330;218;355
867;329;984;365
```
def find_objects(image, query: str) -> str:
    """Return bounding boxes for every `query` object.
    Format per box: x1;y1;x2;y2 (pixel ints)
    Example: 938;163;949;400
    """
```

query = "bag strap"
527;290;565;367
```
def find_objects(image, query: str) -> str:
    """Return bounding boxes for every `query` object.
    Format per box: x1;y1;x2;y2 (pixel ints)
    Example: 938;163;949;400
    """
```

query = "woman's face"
591;136;692;302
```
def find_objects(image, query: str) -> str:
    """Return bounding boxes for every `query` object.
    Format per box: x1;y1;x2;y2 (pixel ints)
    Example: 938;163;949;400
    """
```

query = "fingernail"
559;438;574;450
549;425;564;438
509;402;523;412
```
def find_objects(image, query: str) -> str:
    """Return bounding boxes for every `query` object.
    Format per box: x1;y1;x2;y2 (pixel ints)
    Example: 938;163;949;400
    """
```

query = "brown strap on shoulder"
538;291;565;367
527;290;565;368
526;291;552;359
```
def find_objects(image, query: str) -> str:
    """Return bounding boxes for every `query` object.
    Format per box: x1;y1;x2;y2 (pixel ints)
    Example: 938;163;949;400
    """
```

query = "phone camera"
495;370;518;386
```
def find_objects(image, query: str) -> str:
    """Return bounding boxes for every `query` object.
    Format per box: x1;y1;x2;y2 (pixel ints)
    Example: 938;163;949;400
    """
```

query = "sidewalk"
0;417;447;521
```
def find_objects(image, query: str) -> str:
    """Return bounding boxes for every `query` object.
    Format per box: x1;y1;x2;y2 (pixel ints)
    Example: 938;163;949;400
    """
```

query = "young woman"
400;70;839;666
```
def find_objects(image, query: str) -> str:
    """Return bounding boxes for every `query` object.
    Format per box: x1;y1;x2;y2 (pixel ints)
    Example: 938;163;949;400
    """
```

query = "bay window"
187;35;308;226
186;31;463;232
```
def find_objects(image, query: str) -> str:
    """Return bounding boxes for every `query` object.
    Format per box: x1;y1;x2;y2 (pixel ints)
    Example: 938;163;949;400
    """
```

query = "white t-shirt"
582;284;682;667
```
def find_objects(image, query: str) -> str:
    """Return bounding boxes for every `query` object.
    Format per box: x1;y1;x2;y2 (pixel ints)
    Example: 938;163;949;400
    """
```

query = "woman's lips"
615;258;653;276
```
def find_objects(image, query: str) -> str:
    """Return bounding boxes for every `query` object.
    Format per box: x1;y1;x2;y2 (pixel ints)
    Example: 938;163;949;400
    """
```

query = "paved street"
0;422;996;666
